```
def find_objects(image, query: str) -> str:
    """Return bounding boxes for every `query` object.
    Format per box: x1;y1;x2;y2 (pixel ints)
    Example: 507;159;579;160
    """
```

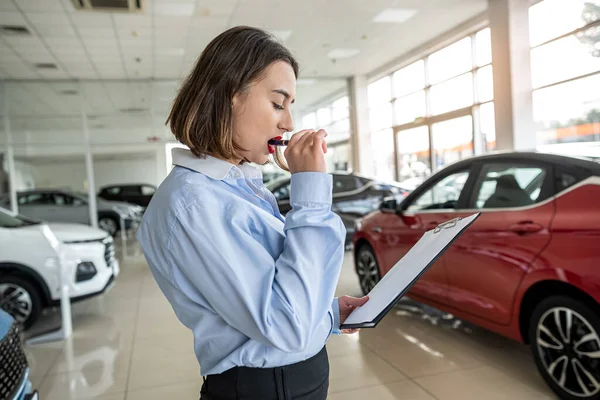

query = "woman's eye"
273;103;284;110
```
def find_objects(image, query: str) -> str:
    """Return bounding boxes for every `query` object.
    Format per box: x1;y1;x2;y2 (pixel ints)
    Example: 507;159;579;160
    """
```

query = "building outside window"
367;26;494;183
299;96;352;172
530;0;600;158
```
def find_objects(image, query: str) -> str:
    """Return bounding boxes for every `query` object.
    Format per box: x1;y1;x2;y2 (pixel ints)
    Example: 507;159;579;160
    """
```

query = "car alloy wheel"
99;217;118;236
356;246;380;295
536;306;600;398
0;283;33;325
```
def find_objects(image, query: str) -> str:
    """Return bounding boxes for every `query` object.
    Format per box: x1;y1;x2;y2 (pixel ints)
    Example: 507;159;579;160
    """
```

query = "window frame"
466;160;555;209
400;164;478;212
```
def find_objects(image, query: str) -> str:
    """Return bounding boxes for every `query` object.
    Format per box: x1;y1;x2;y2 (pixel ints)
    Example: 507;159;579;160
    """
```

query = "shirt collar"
171;147;263;181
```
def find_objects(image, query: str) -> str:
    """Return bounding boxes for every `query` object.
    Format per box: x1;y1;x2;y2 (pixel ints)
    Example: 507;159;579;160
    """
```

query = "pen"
267;139;290;146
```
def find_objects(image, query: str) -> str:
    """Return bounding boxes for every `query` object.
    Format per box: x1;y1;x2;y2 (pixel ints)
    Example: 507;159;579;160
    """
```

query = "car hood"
46;222;108;243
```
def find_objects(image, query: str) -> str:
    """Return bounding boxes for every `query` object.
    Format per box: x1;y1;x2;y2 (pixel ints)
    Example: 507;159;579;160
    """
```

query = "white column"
3;83;17;214
488;0;536;151
348;75;374;176
156;143;169;186
80;85;98;229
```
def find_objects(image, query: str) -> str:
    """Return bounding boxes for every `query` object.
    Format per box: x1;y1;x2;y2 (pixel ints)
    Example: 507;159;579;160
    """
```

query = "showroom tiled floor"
23;238;559;399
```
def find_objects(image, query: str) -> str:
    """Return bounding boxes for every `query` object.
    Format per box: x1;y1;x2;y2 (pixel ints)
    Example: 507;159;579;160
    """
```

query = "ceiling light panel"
154;3;196;16
373;8;418;23
327;48;360;59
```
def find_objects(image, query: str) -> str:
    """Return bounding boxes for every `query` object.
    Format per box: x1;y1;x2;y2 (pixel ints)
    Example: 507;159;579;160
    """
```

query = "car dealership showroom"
1;0;600;399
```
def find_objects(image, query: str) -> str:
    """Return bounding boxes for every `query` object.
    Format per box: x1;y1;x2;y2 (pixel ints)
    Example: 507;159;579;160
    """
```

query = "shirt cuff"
290;172;332;206
331;297;341;335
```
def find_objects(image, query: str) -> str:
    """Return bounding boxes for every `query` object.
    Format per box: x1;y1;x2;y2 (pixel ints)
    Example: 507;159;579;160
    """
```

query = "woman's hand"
284;129;328;174
339;295;369;334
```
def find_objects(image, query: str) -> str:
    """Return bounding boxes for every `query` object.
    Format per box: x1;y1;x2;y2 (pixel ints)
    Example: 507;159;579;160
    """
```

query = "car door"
443;160;555;324
330;175;366;234
17;193;54;221
377;167;475;303
51;193;90;225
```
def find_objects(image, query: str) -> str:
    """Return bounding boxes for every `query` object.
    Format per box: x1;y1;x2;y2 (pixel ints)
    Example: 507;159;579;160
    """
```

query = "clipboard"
340;213;480;330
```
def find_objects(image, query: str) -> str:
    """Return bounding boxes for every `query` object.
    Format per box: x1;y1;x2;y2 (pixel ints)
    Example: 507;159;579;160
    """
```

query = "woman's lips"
268;135;282;154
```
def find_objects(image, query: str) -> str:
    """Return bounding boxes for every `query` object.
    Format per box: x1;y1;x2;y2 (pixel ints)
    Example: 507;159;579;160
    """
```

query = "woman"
136;25;368;400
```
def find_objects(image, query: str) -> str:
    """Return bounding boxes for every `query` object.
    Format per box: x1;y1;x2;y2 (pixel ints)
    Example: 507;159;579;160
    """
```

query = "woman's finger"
287;129;313;148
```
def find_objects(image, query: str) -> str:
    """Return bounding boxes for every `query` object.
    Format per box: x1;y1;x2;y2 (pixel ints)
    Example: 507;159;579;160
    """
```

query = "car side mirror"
379;197;398;214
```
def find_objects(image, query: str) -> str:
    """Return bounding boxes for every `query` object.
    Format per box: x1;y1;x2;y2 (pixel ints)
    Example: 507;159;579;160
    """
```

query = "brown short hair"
167;26;299;168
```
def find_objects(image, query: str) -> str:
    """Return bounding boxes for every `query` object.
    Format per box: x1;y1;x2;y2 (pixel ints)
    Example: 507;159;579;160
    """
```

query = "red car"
353;152;600;400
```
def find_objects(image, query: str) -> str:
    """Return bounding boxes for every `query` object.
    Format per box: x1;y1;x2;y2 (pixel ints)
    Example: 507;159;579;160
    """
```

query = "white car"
0;207;120;329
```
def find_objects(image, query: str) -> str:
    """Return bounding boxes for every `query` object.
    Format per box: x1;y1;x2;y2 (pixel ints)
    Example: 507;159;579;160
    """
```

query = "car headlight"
112;206;130;218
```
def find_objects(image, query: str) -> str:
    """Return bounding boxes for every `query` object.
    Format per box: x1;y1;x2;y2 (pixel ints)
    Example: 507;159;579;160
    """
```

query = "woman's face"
232;61;296;165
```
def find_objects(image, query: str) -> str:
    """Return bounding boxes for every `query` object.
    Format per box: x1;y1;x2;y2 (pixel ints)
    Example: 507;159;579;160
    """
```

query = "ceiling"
0;0;487;152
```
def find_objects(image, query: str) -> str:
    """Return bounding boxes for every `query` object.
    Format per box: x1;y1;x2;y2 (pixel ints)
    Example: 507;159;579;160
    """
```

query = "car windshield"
0;207;40;228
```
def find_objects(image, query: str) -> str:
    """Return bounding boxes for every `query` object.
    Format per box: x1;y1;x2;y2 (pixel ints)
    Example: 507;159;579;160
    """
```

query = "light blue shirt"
136;148;345;376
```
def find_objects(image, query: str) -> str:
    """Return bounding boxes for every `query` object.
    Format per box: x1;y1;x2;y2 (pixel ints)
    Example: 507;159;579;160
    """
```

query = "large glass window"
428;37;473;84
476;28;492;66
533;73;600;145
302;113;317;129
477;65;494;103
430;73;474;115
326;143;351;172
317;108;332;126
529;0;600;47
371;129;395;182
397;126;431;183
530;0;600;152
370;102;393;131
368;76;392;107
480;102;496;151
332;97;349;120
392;60;425;97
531;34;600;88
365;27;492;181
432;116;474;170
394;90;426;125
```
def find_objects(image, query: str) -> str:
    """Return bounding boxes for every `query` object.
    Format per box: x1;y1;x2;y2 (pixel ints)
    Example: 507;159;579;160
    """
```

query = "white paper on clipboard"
341;213;480;329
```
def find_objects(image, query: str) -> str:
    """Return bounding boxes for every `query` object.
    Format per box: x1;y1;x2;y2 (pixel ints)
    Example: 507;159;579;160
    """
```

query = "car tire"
0;275;42;330
529;296;600;400
355;244;381;296
98;216;119;236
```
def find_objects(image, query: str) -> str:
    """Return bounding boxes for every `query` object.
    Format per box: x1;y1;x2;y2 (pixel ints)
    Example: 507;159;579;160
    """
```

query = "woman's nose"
279;109;294;133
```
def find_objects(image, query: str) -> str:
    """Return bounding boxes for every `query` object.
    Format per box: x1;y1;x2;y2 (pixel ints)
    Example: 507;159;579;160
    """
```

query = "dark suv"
98;184;156;208
266;172;411;244
0;308;38;399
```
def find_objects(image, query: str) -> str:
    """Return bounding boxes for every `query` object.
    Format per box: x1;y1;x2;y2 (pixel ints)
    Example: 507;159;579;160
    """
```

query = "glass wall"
366;26;493;182
298;95;351;172
530;0;600;157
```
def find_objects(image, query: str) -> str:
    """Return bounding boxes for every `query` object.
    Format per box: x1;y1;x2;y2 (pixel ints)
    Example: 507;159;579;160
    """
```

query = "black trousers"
200;346;329;400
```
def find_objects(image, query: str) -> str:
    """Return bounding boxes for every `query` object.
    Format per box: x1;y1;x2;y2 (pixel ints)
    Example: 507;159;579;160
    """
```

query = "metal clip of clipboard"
434;217;461;233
